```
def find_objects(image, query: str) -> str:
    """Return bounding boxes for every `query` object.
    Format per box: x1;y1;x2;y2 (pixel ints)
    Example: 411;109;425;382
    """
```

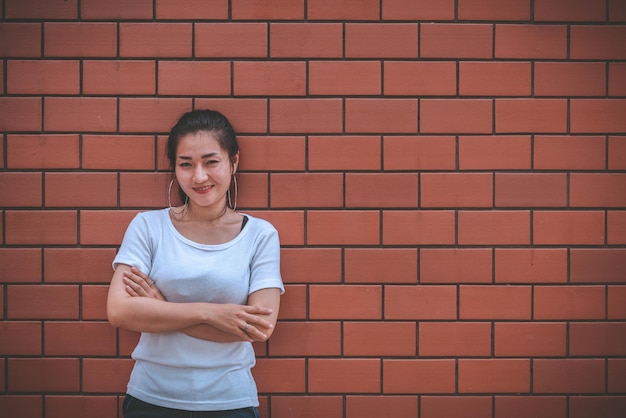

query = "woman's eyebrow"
177;152;220;160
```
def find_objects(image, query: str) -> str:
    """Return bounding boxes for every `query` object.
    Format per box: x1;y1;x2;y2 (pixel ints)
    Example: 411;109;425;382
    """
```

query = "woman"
107;109;283;418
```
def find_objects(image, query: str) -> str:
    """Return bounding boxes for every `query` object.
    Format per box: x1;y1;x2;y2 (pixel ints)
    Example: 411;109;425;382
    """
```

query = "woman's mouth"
193;185;214;194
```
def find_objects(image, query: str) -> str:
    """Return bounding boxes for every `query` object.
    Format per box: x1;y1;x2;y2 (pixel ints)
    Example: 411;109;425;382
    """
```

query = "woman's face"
174;131;238;210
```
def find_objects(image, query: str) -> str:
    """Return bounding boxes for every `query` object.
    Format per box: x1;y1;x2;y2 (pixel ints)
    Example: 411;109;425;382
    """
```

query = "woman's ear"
232;153;239;174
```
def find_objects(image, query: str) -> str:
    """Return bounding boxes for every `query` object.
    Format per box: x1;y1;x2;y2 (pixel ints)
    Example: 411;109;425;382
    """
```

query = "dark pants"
123;395;259;418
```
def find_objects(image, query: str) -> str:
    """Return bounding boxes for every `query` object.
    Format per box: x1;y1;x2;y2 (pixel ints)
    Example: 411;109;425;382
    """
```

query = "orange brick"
495;248;568;283
158;61;230;96
570;249;626;283
8;358;80;392
459;359;530;393
5;0;77;19
269;23;342;58
7;284;79;320
570;322;626;356
119;98;191;133
237;173;269;209
83;60;156;95
269;321;341;356
309;285;382;320
608;211;626;244
7;60;80;95
535;0;606;21
310;61;381;96
571;25;626;59
421;173;493;208
383;210;455;245
234;61;306;96
156;0;228;19
307;210;379;245
0;248;41;283
196;23;266;58
346;23;418;58
271;396;343;418
533;359;605;394
383;359;456;394
534;285;605;320
5;210;77;245
345;248;418;284
421;99;492;134
0;23;41;57
309;359;380;393
44;248;116;284
344;322;416;357
534;135;606;170
79;210;138;246
384;61;456;96
534;211;605;245
419;322;491;357
421;23;493;59
7;134;79;169
384;136;456;170
459;61;531;96
45;173;117;208
420;248;492;284
82;358;134;393
382;0;454;20
231;0;304;20
346;99;418;133
609;63;626;96
609;136;626;170
495;24;567;59
495;173;567;207
535;62;606;96
496;99;567;133
270;173;343;208
119;172;169;208
81;0;153;19
346;396;418;418
45;396;118;418
238;136;306;171
0;172;42;207
571;99;626;133
81;285;109;321
270;99;343;133
253;358;305;393
247;210;304;246
570;173;626;207
495;322;566;357
277;285;307;320
83;135;155;170
309;136;381;171
459;135;531;170
458;0;530;20
422;396;492;418
0;97;42;132
346;173;418;208
44;22;117;57
308;0;379;20
460;285;532;320
384;285;457;320
44;321;117;356
44;97;117;133
119;23;192;57
458;210;530;245
0;322;42;355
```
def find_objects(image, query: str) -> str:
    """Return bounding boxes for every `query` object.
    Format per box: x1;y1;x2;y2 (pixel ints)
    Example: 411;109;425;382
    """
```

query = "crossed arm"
107;264;281;343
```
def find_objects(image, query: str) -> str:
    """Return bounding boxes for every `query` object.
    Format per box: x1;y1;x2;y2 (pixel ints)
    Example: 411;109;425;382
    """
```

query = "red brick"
534;211;605;245
345;248;418;284
344;322;416;357
608;359;626;393
609;136;626;169
496;24;567;59
46;396;118;418
608;211;626;244
0;396;42;418
45;322;117;356
119;98;191;133
270;173;343;208
310;285;382;320
570;322;626;356
385;61;456;96
309;136;381;171
82;358;134;393
7;134;79;169
0;322;41;355
421;173;493;208
0;248;41;283
269;23;342;58
346;23;418;58
535;62;606;96
459;135;531;170
231;0;304;20
421;23;493;58
83;135;155;170
196;23;266;58
609;63;626;96
156;0;228;19
118;329;141;357
120;173;169;208
534;285;605;320
79;210;138;246
496;99;567;133
346;99;418;133
459;359;530;393
420;248;492;284
44;97;117;133
45;173;117;208
238;136;305;171
247;210;304;246
495;173;567;207
495;396;566;418
346;173;418;208
269;321;340;356
184;97;271;133
0;172;42;207
569;396;626;418
609;286;626;319
271;396;343;418
83;60;156;95
307;210;379;245
158;61;230;96
0;97;42;132
534;359;605;393
571;26;626;59
44;22;117;57
570;173;626;207
7;60;79;95
235;61;305;96
310;61;381;96
120;23;192;57
309;359;380;393
238;173;269;209
382;0;455;20
383;210;455;245
308;0;379;20
424;397;492;418
534;135;606;170
81;0;153;19
384;285;457;320
535;0;606;21
346;396;418;418
460;285;532;320
270;99;343;133
82;285;109;320
610;0;626;21
495;248;568;283
281;248;341;283
0;23;41;57
495;322;566;357
458;210;530;245
8;358;80;392
7;284;79;320
570;249;626;283
571;99;626;133
459;61;531;96
384;136;456;170
278;285;307;320
258;359;306;393
419;322;491;357
5;0;77;18
383;359;456;394
458;0;530;20
44;248;116;284
421;99;492;134
5;211;77;245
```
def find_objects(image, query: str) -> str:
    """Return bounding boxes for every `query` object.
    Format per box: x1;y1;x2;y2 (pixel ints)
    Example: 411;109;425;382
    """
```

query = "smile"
193;185;214;193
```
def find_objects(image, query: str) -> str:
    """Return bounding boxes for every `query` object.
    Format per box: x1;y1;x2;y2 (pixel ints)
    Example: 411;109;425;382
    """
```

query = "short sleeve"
249;223;284;295
112;212;154;274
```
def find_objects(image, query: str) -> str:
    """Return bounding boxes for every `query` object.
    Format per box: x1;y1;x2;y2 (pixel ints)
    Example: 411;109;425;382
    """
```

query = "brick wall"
1;0;625;417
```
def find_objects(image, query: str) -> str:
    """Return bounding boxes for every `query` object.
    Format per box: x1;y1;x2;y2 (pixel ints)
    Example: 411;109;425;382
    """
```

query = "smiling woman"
106;109;284;418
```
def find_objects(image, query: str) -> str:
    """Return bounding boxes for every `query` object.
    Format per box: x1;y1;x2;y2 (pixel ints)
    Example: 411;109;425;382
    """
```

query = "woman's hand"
123;266;166;301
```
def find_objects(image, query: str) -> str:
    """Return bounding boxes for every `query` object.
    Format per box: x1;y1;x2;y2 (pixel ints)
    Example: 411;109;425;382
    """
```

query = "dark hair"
167;109;239;203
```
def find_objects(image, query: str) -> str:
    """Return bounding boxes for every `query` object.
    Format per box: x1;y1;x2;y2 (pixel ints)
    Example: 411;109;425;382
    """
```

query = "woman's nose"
192;166;208;182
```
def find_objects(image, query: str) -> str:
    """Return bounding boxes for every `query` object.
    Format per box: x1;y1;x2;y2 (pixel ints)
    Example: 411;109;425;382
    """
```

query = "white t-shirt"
112;208;284;411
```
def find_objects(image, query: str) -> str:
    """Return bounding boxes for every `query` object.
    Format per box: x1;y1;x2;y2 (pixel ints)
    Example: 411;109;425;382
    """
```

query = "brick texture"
1;2;624;418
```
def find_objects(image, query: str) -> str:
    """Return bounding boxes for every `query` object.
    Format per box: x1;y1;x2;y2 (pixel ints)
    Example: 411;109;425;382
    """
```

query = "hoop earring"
168;178;188;216
227;174;238;211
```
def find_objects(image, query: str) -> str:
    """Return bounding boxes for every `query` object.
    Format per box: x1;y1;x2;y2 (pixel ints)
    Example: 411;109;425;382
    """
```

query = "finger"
123;276;146;296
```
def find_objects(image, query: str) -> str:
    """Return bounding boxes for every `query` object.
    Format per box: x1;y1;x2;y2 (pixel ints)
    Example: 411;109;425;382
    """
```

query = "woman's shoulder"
241;213;278;235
